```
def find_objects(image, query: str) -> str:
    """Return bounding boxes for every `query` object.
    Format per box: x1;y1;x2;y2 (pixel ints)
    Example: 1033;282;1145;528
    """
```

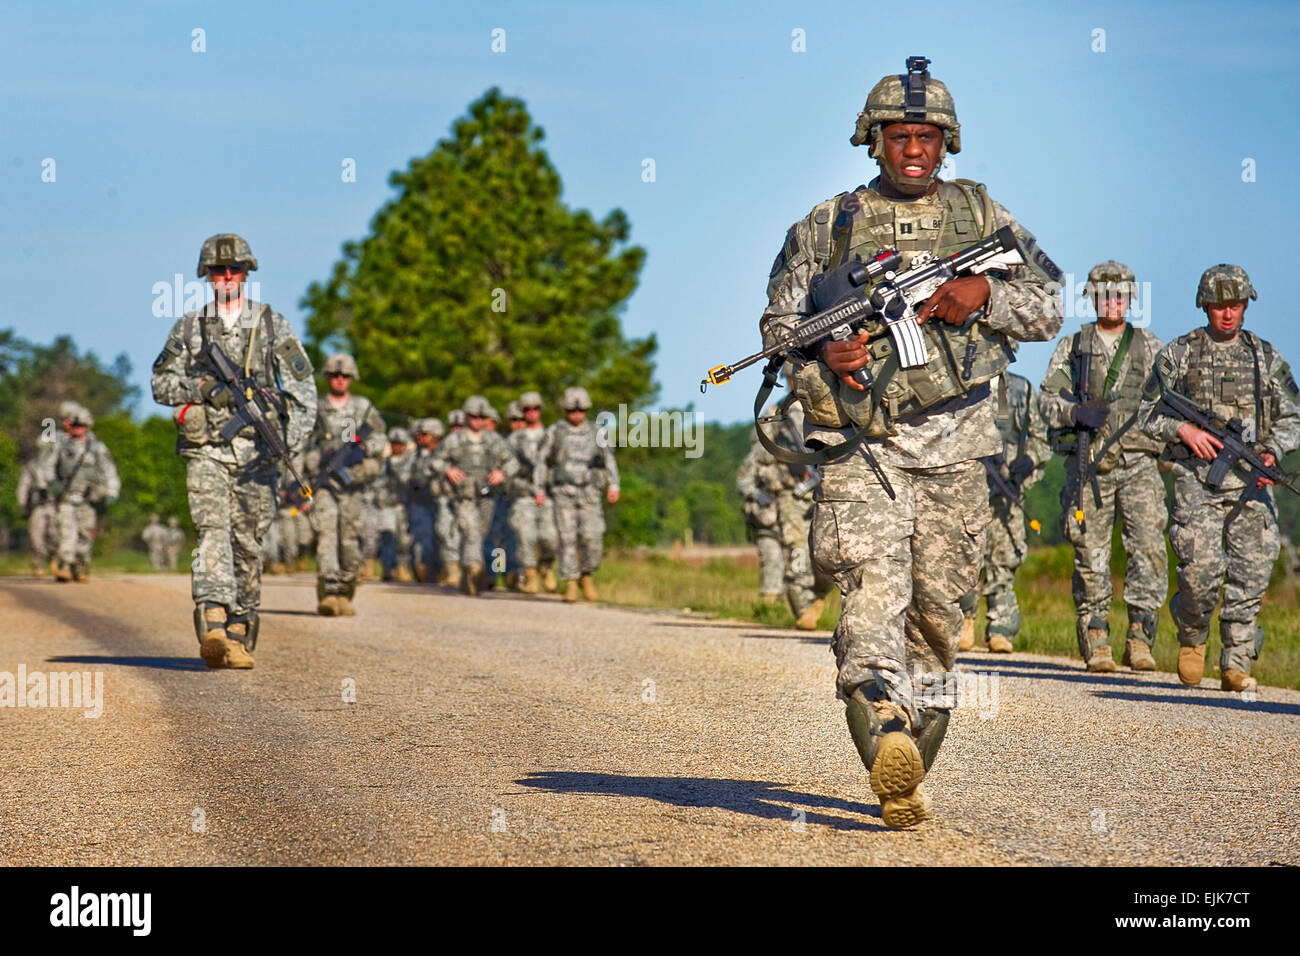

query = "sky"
3;0;1298;425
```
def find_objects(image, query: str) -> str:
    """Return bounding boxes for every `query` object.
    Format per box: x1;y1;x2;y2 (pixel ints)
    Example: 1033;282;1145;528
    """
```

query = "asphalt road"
1;573;1296;866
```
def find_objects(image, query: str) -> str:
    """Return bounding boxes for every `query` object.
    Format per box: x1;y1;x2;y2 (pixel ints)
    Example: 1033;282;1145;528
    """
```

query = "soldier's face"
467;414;488;432
524;407;541;426
877;123;944;187
327;372;351;395
69;424;87;440
1205;300;1248;340
416;433;436;450
391;442;408;456
207;264;245;300
1094;292;1129;324
510;419;526;431
567;409;586;425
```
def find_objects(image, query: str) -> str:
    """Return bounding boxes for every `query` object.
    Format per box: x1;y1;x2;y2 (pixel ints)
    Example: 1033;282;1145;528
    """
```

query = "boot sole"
881;787;931;828
200;635;230;669
869;732;925;800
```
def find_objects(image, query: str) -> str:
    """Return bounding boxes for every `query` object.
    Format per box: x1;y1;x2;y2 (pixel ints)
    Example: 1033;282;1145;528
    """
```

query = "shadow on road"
516;771;887;832
46;654;207;672
1092;689;1300;716
964;660;1165;690
258;609;321;617
956;656;1080;673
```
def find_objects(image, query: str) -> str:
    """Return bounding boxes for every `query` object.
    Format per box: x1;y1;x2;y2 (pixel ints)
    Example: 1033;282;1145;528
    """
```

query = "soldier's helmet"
69;405;94;427
463;395;495;418
389;426;413;445
416;417;445;438
518;390;543;409
58;400;80;420
1196;264;1257;307
852;56;960;154
506;400;523;421
1083;260;1138;299
321;353;360;380
447;409;467;428
560;386;593;411
197;233;258;278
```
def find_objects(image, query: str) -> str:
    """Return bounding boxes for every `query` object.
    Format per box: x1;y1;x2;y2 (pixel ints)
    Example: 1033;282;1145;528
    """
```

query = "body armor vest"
547;421;605;488
994;373;1029;461
507;427;545;497
315;395;377;457
1179;327;1271;440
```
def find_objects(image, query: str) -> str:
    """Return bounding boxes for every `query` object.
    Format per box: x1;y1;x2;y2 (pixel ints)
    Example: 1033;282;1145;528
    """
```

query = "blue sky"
3;0;1298;424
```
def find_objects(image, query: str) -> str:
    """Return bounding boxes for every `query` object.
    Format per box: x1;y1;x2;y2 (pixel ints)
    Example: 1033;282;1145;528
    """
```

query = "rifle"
701;225;1034;391
1155;384;1300;526
287;421;375;506
199;339;312;501
1071;340;1101;529
981;454;1023;504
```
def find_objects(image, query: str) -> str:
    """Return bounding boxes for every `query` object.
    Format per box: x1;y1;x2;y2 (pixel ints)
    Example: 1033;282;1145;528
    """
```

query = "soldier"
270;464;309;574
306;353;387;616
959;371;1050;653
260;509;281;569
377;427;417;582
163;516;185;570
151;233;316;668
507;391;560;594
432;396;518;596
1039;261;1168;672
409;418;444;582
16;456;57;576
435;408;467;586
483;403;519;588
1138;264;1300;692
759;57;1060;826
736;410;786;605
36;404;120;583
143;514;168;570
537;387;619;603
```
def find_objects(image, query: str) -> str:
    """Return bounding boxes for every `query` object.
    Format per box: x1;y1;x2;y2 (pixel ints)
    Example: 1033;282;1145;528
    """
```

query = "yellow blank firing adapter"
1074;509;1085;525
707;365;731;386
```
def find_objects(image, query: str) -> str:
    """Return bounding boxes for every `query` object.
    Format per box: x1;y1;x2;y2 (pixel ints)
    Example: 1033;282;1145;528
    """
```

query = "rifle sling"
1100;323;1135;400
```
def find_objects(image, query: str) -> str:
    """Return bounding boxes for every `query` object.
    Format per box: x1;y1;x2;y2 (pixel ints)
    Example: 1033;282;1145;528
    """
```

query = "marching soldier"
409;418;444;582
507;391;560;594
17;456;58;576
151;233;317;668
1138;264;1300;692
37;404;119;583
736;409;785;605
435;409;467;585
377;426;417;582
1039;261;1168;672
483;403;519;588
163;516;185;570
143;514;168;570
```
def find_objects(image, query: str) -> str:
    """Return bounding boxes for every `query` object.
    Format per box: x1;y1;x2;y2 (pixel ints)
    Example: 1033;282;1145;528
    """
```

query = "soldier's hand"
534;493;546;507
1258;451;1278;489
1177;422;1223;461
916;275;990;327
1072;398;1109;430
821;330;872;392
486;468;505;486
446;466;465;485
607;488;619;504
199;378;232;409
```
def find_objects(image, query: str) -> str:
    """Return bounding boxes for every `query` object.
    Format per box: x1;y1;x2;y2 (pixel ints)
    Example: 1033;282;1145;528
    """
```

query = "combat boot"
31;559;47;578
795;597;825;631
335;596;356;616
394;563;414;583
296;556;310;573
414;562;428;583
1221;668;1257;693
505;571;519;591
270;562;288;575
579;574;599;602
844;685;929;829
196;604;231;669
54;562;73;583
1084;629;1116;672
223;619;255;670
542;565;558;593
317;595;340;616
563;580;579;603
520;567;540;594
72;561;89;582
1123;638;1157;672
444;562;462;589
464;564;482;597
958;616;975;651
988;634;1014;654
1177;645;1205;686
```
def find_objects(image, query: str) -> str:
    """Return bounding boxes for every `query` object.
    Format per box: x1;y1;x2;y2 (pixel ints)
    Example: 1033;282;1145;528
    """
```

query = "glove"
1072;398;1109;430
199;378;232;409
1008;455;1034;485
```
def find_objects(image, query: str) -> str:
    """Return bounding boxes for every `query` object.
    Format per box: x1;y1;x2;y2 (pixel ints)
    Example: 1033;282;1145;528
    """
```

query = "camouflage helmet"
68;405;94;427
415;417;445;438
1196;264;1257;308
58;400;80;420
518;390;543;409
463;395;495;418
851;56;960;154
197;233;258;278
388;426;413;445
506;400;524;421
321;353;360;380
447;409;466;428
560;386;592;411
1083;260;1138;299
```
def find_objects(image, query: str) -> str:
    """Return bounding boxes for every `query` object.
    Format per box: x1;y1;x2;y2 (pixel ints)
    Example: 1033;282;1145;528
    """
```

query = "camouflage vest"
1179;327;1272;439
546;420;606;488
507;427;545;497
795;179;1014;434
179;304;282;446
315;394;377;457
993;374;1029;461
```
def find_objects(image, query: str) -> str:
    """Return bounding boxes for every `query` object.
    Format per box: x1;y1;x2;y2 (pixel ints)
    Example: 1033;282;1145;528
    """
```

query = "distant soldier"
16;456;57;576
270;459;309;574
409;418;444;582
1039;261;1168;672
507;391;559;594
736;409;785;605
1138;264;1300;692
306;353;387;616
432;396;518;596
434;408;467;586
260;509;281;569
163;517;184;569
959;371;1050;653
537;387;619;603
143;514;168;570
36;404;119;582
483;403;519;588
377;427;416;581
151;233;317;668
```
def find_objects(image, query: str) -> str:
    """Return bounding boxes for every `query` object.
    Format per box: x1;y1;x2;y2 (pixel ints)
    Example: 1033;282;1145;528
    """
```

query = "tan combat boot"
336;596;356;616
521;568;539;594
269;562;288;575
988;634;1014;654
317;595;340;616
296;556;310;573
444;562;462;589
505;571;519;590
55;562;73;582
579;574;599;602
464;564;482;597
795;597;825;631
414;562;428;583
1221;668;1257;693
1123;638;1157;672
1085;631;1117;673
870;730;929;829
223;621;255;669
563;580;579;603
542;565;558;593
958;616;976;651
199;606;231;668
1177;645;1205;686
72;561;89;582
394;563;414;583
31;560;47;578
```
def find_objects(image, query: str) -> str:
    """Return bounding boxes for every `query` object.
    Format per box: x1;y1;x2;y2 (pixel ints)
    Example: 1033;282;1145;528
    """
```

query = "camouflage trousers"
186;456;275;615
1060;454;1167;653
435;497;461;567
359;499;380;560
755;529;784;597
968;495;1028;639
552;485;605;580
484;496;516;573
274;506;308;565
409;501;437;570
28;502;57;563
379;504;412;574
812;455;987;705
452;496;497;570
1169;473;1278;675
260;516;280;564
55;500;96;566
777;490;832;616
147;544;169;570
509;496;558;569
313;486;365;595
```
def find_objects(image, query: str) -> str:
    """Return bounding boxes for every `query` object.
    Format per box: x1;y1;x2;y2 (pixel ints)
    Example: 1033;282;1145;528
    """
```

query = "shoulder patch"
274;337;313;380
153;336;185;371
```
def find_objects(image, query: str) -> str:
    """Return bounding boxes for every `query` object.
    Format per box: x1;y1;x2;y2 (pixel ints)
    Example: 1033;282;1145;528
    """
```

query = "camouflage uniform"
434;411;466;579
408;419;443;581
1138;267;1300;685
431;419;518;581
1040;313;1168;665
17;459;57;574
507;421;559;582
961;371;1050;644
143;515;168;570
163;517;184;570
736;415;785;600
537;406;619;586
35;412;120;580
377;430;416;580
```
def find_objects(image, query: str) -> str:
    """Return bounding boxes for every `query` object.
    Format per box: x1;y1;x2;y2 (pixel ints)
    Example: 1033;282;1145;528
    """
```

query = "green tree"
303;87;656;419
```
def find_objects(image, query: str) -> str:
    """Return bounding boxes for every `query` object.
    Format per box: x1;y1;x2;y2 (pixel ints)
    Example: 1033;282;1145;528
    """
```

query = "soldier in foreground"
38;404;119;582
959;371;1049;653
17;455;58;576
760;58;1060;826
736;410;785;605
537;387;619;603
1138;265;1300;692
507;391;559;594
151;233;316;667
143;514;168;570
306;353;387;616
1040;261;1168;672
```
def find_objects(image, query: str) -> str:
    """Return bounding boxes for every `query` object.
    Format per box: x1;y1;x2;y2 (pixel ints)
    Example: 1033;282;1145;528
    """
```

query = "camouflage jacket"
432;428;518;501
988;371;1050;493
410;447;444;507
142;520;167;549
375;448;418;509
760;177;1061;468
506;426;548;498
36;432;120;504
536;419;619;494
305;393;389;491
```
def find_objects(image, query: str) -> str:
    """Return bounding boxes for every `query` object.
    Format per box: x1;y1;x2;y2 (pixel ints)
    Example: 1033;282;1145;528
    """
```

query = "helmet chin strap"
870;126;948;194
